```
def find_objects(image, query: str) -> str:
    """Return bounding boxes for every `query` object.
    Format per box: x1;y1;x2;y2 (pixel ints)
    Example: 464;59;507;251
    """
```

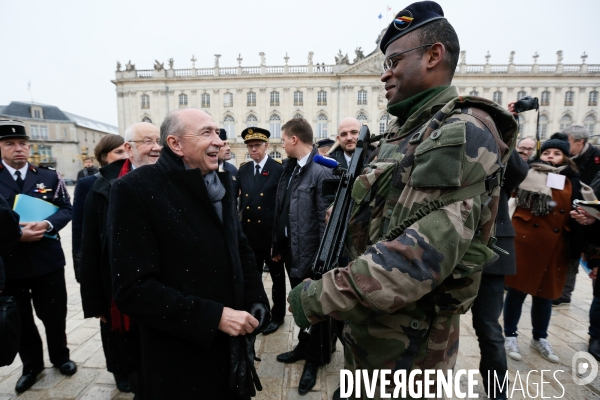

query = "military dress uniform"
238;128;285;327
0;120;74;389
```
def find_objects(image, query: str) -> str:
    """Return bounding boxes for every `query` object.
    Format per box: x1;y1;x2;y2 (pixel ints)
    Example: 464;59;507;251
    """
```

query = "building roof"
0;101;118;135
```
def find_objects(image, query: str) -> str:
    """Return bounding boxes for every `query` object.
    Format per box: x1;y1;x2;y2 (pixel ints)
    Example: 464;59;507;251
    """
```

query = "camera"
514;96;539;113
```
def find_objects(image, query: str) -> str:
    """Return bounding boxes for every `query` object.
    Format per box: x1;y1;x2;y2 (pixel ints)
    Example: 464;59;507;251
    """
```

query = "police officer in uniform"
0;119;76;393
238;127;286;334
218;129;239;200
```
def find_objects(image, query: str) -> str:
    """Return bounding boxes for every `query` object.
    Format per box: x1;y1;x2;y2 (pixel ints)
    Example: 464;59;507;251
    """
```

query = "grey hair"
517;137;536;146
124;126;135;142
159;110;186;145
561;125;589;143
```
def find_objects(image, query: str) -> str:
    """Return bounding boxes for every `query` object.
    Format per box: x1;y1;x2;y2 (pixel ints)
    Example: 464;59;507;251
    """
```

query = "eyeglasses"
517;146;535;153
129;139;161;146
246;143;265;150
382;44;435;73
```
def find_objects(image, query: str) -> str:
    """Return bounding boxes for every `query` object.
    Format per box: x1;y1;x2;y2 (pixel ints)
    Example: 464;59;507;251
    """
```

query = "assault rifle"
310;124;371;364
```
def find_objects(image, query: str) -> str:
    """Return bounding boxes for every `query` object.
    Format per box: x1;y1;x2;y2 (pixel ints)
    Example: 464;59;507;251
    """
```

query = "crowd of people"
1;1;600;400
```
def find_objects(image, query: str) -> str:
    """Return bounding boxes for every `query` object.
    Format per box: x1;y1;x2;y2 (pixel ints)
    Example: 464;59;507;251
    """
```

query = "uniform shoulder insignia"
274;159;282;164
239;161;250;168
37;164;56;171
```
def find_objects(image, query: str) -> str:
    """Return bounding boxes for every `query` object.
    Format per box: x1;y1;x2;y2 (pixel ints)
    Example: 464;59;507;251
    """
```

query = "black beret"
317;138;335;148
0;119;29;141
380;1;445;54
241;127;270;143
541;133;570;156
219;128;228;141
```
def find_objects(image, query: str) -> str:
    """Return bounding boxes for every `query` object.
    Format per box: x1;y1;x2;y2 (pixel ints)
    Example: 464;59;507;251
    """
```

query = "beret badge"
393;10;414;31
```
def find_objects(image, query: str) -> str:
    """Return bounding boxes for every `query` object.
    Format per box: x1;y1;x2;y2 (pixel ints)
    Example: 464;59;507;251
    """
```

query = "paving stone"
112;391;135;399
67;327;98;346
286;389;322;400
78;385;116;399
255;377;283;400
258;353;286;379
31;368;66;390
0;373;20;395
83;348;107;369
262;332;291;352
94;370;115;385
70;340;103;364
45;369;99;399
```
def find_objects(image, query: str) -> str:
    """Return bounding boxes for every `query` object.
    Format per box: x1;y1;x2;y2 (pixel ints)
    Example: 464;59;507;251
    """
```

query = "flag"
387;5;392;11
378;13;382;19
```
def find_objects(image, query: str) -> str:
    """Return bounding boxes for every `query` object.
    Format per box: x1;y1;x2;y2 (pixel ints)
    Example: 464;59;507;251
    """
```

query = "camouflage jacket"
295;86;517;374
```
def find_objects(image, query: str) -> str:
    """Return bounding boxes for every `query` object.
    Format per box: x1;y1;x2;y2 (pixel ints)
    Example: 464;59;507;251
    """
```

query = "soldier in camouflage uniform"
287;2;517;398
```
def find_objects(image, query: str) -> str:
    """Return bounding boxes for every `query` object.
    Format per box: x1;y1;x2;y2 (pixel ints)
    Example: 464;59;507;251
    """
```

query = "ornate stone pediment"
339;52;385;75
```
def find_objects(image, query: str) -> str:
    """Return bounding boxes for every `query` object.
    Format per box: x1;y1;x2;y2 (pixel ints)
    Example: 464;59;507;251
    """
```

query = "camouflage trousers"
341;313;461;400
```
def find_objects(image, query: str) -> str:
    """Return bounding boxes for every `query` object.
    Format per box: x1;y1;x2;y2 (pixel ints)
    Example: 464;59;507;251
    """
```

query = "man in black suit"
238;127;285;335
0;119;75;393
218;129;239;200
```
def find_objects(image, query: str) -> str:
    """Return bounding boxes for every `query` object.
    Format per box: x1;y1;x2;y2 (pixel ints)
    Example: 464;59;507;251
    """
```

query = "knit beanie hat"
540;132;570;156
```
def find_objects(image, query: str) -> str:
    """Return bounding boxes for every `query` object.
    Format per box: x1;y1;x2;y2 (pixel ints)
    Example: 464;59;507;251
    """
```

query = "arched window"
270;91;280;106
247;92;256;107
469;90;479;96
294;91;303;106
270;114;281;138
224;93;233;107
565;91;574;106
223;115;235;139
518;115;525;136
293;113;304;119
584;115;596;134
141;116;152;123
537;115;549;140
493;91;502;105
357;114;368;122
316;114;328;138
201;93;210;108
269;151;282;160
141;94;150;109
179;93;188;106
379;114;389;134
559;115;572;131
357;90;368;105
541;91;551;106
246;114;258;128
517;90;527;100
318;91;327;106
590;91;598;107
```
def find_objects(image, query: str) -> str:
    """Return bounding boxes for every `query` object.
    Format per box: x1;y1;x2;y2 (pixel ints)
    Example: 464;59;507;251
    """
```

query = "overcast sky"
1;0;599;127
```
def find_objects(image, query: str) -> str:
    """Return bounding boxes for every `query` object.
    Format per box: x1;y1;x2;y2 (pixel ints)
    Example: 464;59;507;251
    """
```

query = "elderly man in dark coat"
108;108;270;399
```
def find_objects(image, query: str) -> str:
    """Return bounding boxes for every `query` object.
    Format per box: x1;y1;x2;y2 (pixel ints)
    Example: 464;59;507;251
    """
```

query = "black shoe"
332;386;348;400
277;346;306;363
15;368;43;393
57;360;77;376
589;338;600;361
114;373;132;393
263;265;270;272
552;298;571;307
263;319;284;335
298;362;318;395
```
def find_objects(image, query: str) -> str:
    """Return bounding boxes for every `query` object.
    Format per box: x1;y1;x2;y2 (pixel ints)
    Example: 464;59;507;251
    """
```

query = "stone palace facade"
112;33;600;167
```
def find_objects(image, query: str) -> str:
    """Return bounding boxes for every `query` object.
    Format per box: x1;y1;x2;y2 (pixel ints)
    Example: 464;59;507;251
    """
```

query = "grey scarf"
204;170;226;222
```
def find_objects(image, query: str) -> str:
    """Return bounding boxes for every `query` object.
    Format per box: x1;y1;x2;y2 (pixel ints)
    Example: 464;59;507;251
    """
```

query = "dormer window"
31;107;43;119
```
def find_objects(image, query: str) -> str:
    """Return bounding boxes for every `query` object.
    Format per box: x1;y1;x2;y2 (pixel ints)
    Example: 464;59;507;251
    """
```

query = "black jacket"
72;174;98;282
327;142;376;170
574;144;600;185
77;167;99;181
220;161;239;200
108;146;268;399
239;156;283;250
272;146;333;278
0;163;72;279
80;160;126;318
0;195;21;291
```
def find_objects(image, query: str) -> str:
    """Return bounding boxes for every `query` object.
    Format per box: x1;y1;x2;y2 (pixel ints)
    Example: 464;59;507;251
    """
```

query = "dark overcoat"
0;195;21;290
221;160;240;200
108;146;268;399
72;174;98;281
239;156;283;250
0;163;72;279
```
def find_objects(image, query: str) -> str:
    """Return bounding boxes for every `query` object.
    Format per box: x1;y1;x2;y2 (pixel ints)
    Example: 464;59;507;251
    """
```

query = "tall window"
584;115;596;134
493;91;503;105
357;90;368;105
224;93;233;107
379;114;388;134
564;91;574;106
318;90;327;106
589;91;598;107
357;114;368;123
33;109;41;119
179;93;188;106
294;91;303;106
37;145;52;161
469;90;479;96
316;114;328;138
541;91;550;106
223;115;235;138
30;125;39;139
559;115;572;131
537;115;549;140
518;115;525;136
201;93;210;108
269;115;281;138
270;91;280;106
293;113;303;119
246;114;258;127
141;94;150;109
517;90;527;100
269;151;281;160
247;92;256;107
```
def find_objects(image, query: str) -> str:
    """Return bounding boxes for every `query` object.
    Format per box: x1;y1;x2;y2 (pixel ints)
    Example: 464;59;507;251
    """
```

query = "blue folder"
12;194;59;239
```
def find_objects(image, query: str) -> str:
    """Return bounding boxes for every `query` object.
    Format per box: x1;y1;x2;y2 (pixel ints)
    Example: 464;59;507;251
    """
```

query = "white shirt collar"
2;160;28;181
253;155;269;170
297;152;311;168
344;153;352;165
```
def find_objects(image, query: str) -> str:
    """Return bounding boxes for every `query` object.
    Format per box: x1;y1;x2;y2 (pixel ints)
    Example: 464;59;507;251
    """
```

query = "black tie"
15;171;24;191
254;165;260;183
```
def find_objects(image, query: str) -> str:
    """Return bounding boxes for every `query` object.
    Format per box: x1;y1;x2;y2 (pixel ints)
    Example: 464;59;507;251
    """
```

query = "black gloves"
228;335;262;397
247;302;270;334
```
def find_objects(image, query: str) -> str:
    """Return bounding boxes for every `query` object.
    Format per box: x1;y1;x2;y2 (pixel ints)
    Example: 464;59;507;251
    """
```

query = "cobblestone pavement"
1;187;600;399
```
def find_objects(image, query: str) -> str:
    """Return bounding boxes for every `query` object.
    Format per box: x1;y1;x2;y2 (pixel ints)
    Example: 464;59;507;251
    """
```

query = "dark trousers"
503;287;552;340
559;270;577;302
252;247;286;321
590;296;600;339
471;274;508;398
4;268;70;373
